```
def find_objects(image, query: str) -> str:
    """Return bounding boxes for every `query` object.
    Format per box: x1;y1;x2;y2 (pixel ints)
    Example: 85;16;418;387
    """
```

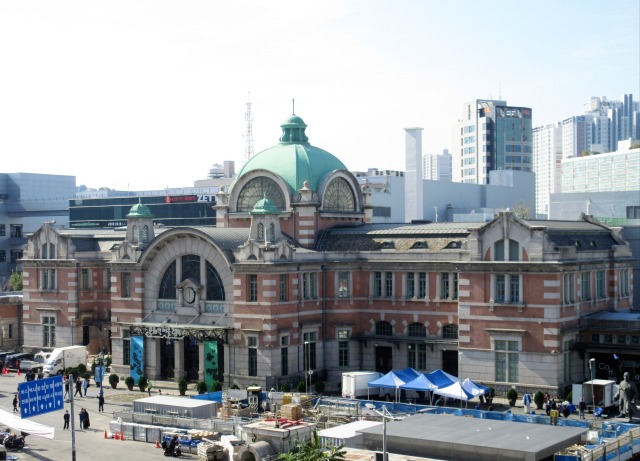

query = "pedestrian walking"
63;410;70;430
64;376;70;399
78;408;85;430
147;380;153;396
97;393;104;412
579;398;587;419
12;395;18;413
82;408;90;430
74;379;82;397
82;378;89;396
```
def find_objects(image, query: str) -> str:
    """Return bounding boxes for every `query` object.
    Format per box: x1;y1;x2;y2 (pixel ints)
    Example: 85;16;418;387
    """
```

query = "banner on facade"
204;341;219;390
130;335;145;383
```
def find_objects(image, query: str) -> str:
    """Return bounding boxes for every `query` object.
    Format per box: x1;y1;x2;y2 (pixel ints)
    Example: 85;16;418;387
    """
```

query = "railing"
112;409;249;433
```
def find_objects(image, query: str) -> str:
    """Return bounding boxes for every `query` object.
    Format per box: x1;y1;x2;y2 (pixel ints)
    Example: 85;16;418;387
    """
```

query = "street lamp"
304;341;311;393
589;358;596;412
366;404;397;461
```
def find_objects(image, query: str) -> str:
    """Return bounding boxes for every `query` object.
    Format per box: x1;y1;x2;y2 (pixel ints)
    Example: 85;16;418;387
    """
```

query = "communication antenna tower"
243;92;254;164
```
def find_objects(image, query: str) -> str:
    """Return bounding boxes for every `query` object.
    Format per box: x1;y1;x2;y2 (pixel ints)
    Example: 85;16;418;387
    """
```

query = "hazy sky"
1;1;638;191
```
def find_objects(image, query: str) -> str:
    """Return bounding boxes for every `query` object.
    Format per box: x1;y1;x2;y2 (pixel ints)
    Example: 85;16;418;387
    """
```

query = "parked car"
5;352;35;370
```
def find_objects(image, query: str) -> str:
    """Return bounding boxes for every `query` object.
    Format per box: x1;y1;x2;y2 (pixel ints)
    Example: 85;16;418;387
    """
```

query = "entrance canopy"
0;408;55;439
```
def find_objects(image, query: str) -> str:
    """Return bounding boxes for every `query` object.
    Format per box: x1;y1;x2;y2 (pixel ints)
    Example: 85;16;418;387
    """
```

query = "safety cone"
155;438;161;448
17;368;20;376
104;429;108;439
120;430;124;441
114;431;119;440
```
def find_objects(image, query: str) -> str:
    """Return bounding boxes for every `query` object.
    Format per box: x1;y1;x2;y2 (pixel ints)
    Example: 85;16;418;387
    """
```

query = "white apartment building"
532;123;562;218
423;149;452;181
561;115;593;159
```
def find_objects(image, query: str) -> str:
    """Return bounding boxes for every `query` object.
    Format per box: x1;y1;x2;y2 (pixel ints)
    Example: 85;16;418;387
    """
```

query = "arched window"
131;225;138;243
323;177;356;212
376;321;393;336
237;177;286;212
408;322;426;338
442;324;458;340
268;223;275;242
141;225;149;242
257;223;264;241
159;261;177;299
493;239;520;261
206;261;225;301
182;254;200;282
41;243;55;259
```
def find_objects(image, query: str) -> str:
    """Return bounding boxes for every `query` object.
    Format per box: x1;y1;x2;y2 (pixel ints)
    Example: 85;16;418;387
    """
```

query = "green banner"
204;341;219;390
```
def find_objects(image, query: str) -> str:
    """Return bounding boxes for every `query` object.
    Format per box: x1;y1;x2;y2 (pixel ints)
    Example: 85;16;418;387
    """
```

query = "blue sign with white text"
19;375;64;418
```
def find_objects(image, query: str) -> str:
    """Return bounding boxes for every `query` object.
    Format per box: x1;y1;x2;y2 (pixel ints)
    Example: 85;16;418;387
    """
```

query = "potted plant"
507;388;518;407
197;381;207;394
296;380;306;393
178;378;188;396
279;383;290;392
125;376;135;391
534;391;545;410
109;373;120;389
137;375;148;392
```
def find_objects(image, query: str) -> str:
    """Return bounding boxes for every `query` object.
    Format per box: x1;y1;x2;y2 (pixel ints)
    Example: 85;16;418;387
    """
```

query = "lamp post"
367;405;394;461
589;358;596;413
70;317;75;346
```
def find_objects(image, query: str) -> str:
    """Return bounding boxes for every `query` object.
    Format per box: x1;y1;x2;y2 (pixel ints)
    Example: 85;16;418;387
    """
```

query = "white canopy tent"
0;408;55;439
433;381;473;408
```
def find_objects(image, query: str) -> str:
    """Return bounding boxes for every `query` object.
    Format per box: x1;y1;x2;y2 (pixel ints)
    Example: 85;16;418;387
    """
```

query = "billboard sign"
18;375;64;418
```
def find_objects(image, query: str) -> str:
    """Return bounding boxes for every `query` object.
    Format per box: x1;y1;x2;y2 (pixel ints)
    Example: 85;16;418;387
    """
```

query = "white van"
43;346;88;376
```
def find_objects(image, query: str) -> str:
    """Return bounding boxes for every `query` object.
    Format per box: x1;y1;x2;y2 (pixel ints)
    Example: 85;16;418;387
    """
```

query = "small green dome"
250;196;280;215
126;199;154;218
237;113;347;192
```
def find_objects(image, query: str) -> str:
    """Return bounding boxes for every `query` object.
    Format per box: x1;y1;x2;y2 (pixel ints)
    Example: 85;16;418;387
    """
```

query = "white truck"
572;379;619;412
341;371;382;399
43;345;88;376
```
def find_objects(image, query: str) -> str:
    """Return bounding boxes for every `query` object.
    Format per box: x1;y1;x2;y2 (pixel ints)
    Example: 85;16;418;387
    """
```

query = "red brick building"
19;114;635;395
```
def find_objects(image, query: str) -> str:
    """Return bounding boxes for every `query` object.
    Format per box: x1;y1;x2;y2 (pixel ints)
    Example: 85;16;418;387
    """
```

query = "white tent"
461;378;488;397
0;408;55;439
433;381;473;407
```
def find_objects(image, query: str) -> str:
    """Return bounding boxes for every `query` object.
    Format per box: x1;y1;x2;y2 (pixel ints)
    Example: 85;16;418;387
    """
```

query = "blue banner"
18;375;64;418
130;335;144;382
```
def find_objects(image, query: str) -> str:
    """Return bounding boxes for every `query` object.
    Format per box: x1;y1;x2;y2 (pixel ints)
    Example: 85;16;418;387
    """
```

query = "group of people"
62;408;90;431
23;369;43;381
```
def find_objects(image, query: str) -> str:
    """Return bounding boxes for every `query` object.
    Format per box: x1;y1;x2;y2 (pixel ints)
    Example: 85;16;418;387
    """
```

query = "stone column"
174;338;184;382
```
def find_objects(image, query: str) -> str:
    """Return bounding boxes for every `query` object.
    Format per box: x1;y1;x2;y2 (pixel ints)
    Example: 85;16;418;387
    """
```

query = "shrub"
82;371;91;381
296;380;306;393
137;376;148;392
125;376;135;390
507;388;518;402
211;380;222;391
178;378;188;396
77;363;87;374
534;391;545;408
109;374;120;389
279;383;290;392
197;381;207;394
231;383;240;390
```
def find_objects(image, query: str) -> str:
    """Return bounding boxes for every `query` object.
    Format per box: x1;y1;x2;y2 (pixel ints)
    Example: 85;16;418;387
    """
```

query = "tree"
278;431;346;461
9;270;22;291
511;201;531;219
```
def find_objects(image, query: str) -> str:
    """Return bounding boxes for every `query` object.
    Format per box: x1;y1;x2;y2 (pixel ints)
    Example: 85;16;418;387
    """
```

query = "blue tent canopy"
395;367;421;383
426;369;459;388
400;374;437;392
367;370;406;388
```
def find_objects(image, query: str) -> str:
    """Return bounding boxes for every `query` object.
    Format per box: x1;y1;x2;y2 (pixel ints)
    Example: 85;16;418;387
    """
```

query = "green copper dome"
126;199;154;218
250;196;280;215
237;113;348;192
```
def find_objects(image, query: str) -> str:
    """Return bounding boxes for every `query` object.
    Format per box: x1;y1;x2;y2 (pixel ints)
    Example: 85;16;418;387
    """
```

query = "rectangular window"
105;269;112;291
563;273;575;304
407;344;427;370
373;272;382;297
122;272;131;298
281;336;288;376
81;269;90;290
42;268;57;290
248;274;257;302
591;334;600;343
0;250;5;263
385;272;393;297
563;339;574;383
441;273;450;299
248;336;258;376
626;205;640;219
338;330;349;367
495;275;506;303
0;224;5;236
42;316;56;347
603;334;613;344
581;272;591;301
279;274;287;302
596;271;605;299
303;273;318;299
10;224;22;239
10;250;22;263
407;273;415;298
8;324;13;338
509;240;520;261
620;269;630;297
510;275;520;303
418;272;427;298
494;242;505;261
495;340;518;382
303;332;317;370
337;272;349;298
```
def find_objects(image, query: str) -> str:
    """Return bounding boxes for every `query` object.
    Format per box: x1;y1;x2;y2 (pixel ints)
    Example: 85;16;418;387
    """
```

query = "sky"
1;1;638;191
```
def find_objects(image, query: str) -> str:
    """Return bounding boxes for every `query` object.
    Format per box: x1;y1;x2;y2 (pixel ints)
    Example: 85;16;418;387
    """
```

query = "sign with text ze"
19;375;64;418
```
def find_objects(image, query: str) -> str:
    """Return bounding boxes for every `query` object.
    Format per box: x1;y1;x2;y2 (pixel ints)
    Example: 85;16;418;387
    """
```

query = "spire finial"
292;98;295;114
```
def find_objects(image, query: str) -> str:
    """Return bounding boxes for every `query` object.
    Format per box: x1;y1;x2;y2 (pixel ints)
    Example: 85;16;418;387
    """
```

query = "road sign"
18;375;64;418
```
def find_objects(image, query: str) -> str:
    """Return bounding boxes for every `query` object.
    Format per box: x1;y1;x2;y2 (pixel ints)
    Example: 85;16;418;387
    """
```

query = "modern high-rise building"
423;149;452;181
562;115;594;159
453;100;532;184
532;123;562;218
404;127;424;222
